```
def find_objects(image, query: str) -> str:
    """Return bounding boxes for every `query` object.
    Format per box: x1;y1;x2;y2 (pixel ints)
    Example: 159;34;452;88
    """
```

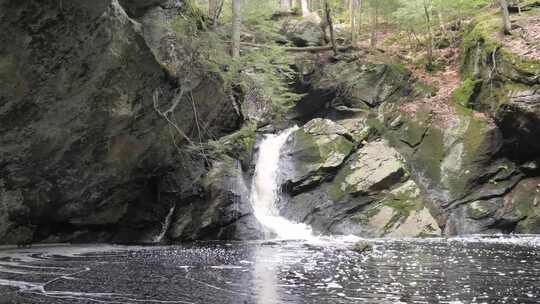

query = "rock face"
0;0;256;244
292;57;412;121
274;20;540;237
331;141;406;198
279;122;440;237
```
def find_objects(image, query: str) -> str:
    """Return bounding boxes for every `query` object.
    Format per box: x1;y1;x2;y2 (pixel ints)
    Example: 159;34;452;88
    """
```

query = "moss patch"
206;123;257;161
452;78;483;108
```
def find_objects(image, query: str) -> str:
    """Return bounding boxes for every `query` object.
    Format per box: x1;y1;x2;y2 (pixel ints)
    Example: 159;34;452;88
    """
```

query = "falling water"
153;205;175;243
250;127;315;240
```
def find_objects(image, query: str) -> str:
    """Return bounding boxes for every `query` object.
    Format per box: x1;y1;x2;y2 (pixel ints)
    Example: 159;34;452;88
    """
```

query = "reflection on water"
0;235;539;304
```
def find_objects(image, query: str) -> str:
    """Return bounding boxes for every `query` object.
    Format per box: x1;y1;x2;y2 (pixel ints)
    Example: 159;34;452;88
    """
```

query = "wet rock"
352;241;373;253
169;157;264;241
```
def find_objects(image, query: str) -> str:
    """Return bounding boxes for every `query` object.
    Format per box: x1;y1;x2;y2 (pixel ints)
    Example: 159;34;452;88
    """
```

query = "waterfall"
250;127;314;240
153;205;175;243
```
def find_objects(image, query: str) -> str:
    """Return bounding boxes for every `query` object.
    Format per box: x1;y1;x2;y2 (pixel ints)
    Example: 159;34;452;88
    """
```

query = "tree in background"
500;0;512;34
324;0;338;55
231;0;241;57
350;0;359;44
280;0;291;11
368;0;379;48
299;0;310;16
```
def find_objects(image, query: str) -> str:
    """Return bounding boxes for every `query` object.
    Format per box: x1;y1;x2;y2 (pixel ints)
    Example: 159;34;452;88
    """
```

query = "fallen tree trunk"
240;42;360;53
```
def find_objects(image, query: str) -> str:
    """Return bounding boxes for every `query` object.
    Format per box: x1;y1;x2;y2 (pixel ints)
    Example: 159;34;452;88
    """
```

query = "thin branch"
153;89;195;145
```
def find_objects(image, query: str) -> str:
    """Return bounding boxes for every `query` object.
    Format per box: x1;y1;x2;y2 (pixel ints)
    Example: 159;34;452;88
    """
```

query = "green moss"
459;14;502;78
452;78;483;108
412;81;437;98
412;126;445;183
205;123;257;160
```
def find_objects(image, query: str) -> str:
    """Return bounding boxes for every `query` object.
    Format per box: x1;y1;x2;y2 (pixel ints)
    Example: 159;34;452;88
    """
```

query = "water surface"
0;236;539;304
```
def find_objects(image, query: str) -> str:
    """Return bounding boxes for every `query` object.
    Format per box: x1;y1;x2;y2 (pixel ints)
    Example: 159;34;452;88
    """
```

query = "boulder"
314;62;412;108
282;119;355;191
282;16;324;47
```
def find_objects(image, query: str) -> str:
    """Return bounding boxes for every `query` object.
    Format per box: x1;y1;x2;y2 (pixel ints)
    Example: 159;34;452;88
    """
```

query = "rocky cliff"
0;0;262;245
275;10;540;236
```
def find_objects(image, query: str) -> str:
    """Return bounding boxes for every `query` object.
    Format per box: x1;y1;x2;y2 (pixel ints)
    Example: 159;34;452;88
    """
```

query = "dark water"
0;236;539;304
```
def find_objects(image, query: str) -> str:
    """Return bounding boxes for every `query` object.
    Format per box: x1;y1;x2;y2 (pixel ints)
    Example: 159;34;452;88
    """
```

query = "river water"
0;236;539;304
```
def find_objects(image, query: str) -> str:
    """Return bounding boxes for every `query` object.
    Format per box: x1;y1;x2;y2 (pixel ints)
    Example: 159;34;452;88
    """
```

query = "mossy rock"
206;123;257;162
283;119;355;189
371;100;503;207
349;180;441;237
452;78;483;108
314;61;412;108
329;140;407;201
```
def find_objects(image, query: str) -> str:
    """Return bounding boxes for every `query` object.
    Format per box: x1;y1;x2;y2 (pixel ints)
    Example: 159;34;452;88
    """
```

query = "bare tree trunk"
295;0;309;15
324;0;337;56
311;0;320;12
280;0;290;11
232;0;241;58
358;0;362;33
437;11;446;34
350;0;358;44
423;0;434;71
370;1;379;48
500;0;512;34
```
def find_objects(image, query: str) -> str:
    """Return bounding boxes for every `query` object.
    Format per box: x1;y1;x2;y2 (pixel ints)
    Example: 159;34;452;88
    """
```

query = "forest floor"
503;14;540;61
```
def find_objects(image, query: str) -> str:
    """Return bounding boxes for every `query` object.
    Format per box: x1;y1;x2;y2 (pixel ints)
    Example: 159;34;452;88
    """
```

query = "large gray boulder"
281;16;324;47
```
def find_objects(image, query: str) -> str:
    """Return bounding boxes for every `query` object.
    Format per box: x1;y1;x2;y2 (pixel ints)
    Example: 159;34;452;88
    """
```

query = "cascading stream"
250;127;315;240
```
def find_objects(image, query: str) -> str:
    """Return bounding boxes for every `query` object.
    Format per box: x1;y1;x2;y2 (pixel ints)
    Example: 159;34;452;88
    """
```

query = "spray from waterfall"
250;127;315;240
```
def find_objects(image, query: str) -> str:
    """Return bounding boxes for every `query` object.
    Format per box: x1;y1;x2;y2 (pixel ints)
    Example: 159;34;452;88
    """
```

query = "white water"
250;127;316;240
153;205;176;243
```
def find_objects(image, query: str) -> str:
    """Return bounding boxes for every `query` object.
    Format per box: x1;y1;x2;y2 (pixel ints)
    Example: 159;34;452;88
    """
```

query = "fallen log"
240;42;360;53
